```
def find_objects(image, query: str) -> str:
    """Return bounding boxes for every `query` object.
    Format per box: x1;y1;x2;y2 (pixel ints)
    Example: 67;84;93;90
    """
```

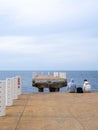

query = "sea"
0;71;98;93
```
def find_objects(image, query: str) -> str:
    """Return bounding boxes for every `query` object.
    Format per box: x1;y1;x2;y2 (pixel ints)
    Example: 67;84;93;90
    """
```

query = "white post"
59;72;63;78
13;77;18;99
59;72;66;79
62;72;66;79
53;72;59;77
48;72;50;75
6;78;13;106
0;80;6;116
10;78;15;100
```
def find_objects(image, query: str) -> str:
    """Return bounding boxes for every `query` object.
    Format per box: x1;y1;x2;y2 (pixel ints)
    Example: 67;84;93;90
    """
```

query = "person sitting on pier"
83;79;91;92
67;79;76;93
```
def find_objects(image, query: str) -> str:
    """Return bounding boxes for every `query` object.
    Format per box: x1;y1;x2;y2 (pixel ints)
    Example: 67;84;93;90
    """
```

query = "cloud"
0;35;98;58
0;0;98;39
0;34;98;70
0;0;98;70
0;0;98;28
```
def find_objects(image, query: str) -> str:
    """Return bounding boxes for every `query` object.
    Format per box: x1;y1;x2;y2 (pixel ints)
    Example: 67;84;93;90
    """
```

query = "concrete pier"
0;92;98;130
33;75;67;92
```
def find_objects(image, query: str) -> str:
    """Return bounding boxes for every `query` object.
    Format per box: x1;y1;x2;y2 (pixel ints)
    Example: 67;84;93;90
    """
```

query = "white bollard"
0;80;6;116
13;77;18;99
62;72;67;79
10;78;15;100
48;72;50;75
53;72;59;77
10;77;18;100
59;72;66;79
6;78;13;106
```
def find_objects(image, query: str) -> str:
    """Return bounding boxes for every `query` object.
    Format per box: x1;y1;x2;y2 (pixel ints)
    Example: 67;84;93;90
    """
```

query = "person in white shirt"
83;79;91;92
67;79;76;93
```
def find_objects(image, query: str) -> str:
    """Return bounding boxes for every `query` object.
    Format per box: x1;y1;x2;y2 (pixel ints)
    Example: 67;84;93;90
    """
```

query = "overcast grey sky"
0;0;98;70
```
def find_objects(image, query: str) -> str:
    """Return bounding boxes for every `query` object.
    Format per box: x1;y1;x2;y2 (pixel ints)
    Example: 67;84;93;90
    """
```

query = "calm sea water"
0;71;98;93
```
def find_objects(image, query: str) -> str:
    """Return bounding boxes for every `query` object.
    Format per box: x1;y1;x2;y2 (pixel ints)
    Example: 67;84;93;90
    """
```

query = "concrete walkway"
0;92;98;130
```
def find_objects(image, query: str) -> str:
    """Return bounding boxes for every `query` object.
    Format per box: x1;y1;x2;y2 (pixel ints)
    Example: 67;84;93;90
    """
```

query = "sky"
0;0;98;70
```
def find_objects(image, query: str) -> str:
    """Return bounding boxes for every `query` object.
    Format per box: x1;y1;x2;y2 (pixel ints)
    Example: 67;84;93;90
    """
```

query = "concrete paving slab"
0;92;98;130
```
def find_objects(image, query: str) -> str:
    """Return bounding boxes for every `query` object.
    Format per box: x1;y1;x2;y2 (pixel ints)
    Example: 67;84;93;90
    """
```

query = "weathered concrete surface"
0;92;98;130
32;75;67;92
